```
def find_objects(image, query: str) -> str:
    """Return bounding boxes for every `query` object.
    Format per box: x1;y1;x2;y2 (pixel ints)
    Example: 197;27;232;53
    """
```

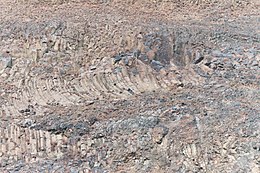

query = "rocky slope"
0;0;259;172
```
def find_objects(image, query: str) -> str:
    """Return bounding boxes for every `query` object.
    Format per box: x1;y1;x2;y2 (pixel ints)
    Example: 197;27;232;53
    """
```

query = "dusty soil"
0;0;259;172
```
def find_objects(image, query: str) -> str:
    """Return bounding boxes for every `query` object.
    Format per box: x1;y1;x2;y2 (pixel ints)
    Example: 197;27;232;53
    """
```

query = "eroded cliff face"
0;0;259;172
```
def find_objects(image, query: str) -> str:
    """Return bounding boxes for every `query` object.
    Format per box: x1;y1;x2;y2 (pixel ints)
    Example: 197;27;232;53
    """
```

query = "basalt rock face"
0;0;260;172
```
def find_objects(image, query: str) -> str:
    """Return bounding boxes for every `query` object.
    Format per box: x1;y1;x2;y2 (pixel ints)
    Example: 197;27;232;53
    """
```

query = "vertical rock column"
0;124;74;162
45;131;53;157
29;128;37;162
0;128;6;160
38;130;45;157
56;134;64;159
14;125;22;161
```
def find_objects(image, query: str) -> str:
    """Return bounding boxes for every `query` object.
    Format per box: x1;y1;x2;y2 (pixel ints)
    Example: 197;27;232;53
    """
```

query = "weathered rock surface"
0;0;259;172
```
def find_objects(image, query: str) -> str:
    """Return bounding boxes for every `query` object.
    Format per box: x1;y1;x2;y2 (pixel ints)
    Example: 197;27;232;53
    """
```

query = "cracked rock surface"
0;0;259;172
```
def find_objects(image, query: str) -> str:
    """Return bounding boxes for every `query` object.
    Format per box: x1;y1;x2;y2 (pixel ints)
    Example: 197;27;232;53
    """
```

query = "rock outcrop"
0;0;259;172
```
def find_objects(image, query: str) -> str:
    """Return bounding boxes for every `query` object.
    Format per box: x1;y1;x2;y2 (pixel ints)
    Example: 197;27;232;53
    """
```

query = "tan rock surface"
0;0;259;172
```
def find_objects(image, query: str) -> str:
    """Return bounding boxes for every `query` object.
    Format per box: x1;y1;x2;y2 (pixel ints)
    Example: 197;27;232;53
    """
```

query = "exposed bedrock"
0;0;259;172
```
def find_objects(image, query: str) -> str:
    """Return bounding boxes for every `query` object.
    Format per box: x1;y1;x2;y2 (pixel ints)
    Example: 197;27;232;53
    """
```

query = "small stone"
193;51;204;64
89;117;98;126
151;60;164;71
152;126;169;144
133;49;141;58
138;54;149;62
20;119;34;128
127;88;134;95
0;56;12;71
251;60;258;67
113;67;122;74
114;53;126;64
90;66;97;70
86;101;95;106
123;56;130;66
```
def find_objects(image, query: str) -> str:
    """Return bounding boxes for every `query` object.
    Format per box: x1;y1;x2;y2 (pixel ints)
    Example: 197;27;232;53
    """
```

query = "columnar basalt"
0;0;259;172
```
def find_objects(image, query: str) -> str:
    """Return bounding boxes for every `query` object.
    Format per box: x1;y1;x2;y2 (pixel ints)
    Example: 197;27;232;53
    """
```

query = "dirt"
0;0;259;172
